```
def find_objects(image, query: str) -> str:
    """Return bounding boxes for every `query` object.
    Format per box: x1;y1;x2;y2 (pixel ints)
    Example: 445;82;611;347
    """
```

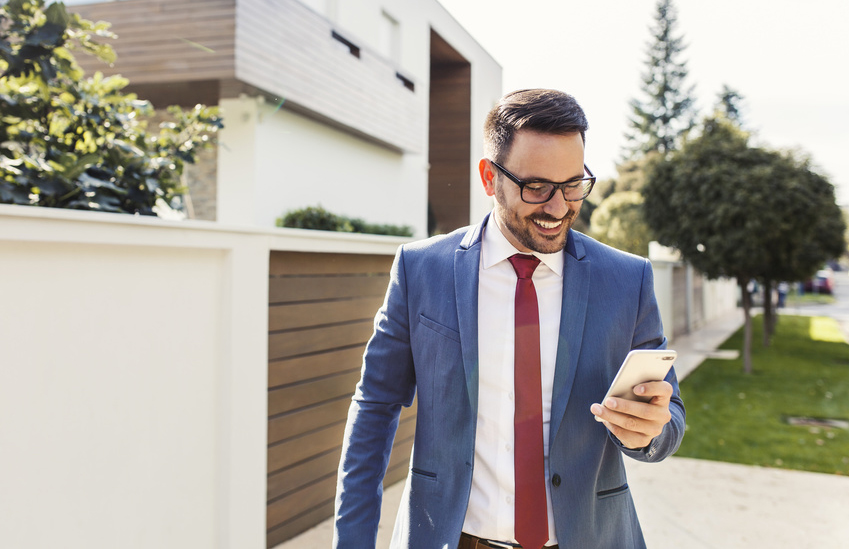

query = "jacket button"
551;474;561;487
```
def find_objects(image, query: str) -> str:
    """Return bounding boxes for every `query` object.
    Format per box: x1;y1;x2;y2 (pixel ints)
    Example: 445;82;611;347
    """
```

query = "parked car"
803;268;835;294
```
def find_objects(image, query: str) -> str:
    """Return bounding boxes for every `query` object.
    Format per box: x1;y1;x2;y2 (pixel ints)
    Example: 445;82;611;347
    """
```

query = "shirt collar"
481;213;564;277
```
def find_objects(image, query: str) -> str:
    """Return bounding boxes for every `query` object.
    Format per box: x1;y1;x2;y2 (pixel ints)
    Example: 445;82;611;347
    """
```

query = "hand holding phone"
594;349;676;422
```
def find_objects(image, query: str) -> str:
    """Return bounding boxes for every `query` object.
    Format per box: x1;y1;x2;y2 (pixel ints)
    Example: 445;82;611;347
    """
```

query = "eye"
524;182;550;193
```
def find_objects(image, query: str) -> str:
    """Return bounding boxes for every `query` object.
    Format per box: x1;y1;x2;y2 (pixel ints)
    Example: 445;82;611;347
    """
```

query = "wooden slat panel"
267;473;337;529
267;447;341;502
269;346;363;387
73;0;236;84
268;397;351;444
268;320;374;361
269;274;389;304
268;371;360;416
266;250;410;546
266;422;415;521
269;295;383;331
268;422;346;474
266;500;335;549
269;251;394;276
428;32;472;234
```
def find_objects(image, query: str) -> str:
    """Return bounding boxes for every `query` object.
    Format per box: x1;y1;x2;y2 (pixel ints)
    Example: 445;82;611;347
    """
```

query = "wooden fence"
266;251;416;546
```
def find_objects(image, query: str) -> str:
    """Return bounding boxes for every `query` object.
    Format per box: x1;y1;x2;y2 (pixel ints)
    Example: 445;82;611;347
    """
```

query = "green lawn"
785;292;836;306
675;315;849;476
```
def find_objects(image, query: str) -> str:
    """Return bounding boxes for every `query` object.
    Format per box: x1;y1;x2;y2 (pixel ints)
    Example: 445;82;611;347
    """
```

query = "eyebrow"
523;171;586;184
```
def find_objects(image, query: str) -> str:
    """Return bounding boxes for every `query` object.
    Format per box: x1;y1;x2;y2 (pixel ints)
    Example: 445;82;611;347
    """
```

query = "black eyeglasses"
490;160;596;203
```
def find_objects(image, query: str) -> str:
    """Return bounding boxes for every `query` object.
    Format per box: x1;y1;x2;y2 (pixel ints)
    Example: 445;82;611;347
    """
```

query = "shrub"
277;205;412;237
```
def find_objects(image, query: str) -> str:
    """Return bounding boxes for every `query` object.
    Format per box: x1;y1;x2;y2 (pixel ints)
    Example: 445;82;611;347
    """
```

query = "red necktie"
508;254;548;549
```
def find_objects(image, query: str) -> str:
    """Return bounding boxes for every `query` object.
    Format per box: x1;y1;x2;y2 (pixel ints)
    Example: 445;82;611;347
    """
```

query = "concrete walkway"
278;307;849;548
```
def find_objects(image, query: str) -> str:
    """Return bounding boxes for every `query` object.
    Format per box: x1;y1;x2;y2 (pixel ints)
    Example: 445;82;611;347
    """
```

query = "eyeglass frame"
489;160;596;203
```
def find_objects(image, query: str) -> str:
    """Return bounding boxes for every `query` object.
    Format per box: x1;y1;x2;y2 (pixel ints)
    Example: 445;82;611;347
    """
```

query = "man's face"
481;130;585;254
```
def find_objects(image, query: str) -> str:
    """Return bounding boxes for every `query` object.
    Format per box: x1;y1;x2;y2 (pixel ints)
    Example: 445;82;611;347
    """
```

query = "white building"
71;0;503;237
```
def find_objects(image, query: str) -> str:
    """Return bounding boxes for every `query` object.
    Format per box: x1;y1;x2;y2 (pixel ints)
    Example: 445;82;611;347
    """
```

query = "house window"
378;10;400;64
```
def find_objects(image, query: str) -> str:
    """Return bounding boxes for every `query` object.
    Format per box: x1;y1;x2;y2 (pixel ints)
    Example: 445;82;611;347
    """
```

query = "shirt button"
506;496;513;504
551;474;561;487
508;392;514;401
505;443;512;451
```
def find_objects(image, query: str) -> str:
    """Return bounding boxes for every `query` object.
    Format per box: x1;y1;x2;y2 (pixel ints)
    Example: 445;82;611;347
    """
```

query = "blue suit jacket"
334;215;685;549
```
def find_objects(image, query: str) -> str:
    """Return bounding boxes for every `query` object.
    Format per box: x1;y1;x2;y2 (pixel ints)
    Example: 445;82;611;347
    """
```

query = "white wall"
703;277;739;323
0;205;406;549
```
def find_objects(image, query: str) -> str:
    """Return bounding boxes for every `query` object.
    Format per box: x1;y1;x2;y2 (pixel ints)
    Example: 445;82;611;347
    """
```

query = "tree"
716;84;745;125
626;0;697;158
642;115;846;373
0;0;222;216
590;191;653;256
757;151;846;341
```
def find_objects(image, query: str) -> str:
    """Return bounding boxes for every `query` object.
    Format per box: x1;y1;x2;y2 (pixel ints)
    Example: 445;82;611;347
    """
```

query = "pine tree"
626;0;697;158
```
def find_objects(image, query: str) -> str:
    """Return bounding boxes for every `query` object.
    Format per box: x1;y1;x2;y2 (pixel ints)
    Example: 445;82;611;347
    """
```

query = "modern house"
68;0;503;237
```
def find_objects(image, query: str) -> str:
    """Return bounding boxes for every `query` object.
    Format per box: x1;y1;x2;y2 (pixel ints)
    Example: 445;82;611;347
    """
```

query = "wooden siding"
71;0;423;152
235;0;423;152
427;31;472;235
71;0;236;85
267;251;416;547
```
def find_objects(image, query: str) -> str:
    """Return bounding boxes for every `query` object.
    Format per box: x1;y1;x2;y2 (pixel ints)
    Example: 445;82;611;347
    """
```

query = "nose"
542;187;573;219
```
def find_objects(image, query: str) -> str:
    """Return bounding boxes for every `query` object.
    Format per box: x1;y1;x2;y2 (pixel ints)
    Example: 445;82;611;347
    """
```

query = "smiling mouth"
533;218;563;230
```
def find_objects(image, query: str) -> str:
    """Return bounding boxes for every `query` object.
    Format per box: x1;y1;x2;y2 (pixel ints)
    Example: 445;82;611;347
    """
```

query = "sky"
437;0;849;206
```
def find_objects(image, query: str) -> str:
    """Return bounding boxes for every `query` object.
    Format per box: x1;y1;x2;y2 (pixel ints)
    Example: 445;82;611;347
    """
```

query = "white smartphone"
595;349;677;421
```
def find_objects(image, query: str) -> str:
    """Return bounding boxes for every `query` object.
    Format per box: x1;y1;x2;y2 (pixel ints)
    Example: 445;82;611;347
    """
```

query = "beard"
494;185;578;254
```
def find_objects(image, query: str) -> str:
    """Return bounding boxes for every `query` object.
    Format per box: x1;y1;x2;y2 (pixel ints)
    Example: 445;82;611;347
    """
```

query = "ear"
479;158;496;197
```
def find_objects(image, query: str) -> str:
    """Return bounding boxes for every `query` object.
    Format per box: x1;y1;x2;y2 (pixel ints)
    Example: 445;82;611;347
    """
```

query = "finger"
603;419;654;450
633;380;673;401
599;401;659;435
603;397;668;423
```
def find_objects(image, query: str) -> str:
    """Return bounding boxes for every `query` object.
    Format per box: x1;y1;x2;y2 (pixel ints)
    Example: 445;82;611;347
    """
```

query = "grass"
785;291;836;306
675;315;849;475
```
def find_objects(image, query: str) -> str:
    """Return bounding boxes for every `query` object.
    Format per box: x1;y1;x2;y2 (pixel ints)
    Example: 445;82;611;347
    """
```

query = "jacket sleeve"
618;258;686;462
333;246;417;549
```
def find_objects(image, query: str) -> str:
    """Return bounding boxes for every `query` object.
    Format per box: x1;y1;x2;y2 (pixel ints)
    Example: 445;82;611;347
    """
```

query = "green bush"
277;205;412;237
0;0;222;216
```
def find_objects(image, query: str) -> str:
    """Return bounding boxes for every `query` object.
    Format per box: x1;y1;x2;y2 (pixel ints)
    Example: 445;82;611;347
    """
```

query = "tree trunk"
741;280;753;374
762;279;775;347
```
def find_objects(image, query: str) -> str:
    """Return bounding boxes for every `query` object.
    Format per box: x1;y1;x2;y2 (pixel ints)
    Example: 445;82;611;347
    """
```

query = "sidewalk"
277;309;849;549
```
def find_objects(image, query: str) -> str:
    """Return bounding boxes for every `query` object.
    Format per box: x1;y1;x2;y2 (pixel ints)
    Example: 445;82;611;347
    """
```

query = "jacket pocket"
597;483;629;500
418;314;461;342
410;467;438;482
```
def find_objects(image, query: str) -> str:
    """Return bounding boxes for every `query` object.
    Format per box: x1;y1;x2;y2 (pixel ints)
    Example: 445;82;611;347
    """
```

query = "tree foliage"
642;115;847;371
590;191;653;257
626;0;697;158
716;84;744;126
0;0;222;216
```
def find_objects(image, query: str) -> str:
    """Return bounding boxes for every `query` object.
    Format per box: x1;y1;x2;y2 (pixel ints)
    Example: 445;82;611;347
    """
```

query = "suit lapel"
454;216;486;414
549;231;590;445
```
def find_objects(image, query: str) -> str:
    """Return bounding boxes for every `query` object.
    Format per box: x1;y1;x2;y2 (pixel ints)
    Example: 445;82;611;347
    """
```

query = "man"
334;89;685;549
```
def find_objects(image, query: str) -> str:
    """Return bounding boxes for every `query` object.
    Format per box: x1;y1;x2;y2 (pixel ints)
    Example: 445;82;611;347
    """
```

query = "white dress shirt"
462;215;564;545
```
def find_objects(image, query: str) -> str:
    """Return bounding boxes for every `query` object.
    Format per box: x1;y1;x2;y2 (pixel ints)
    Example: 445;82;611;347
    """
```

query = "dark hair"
484;89;589;162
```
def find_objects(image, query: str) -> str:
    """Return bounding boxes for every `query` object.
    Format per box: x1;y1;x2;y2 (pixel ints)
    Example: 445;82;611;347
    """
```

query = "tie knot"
508;253;540;279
